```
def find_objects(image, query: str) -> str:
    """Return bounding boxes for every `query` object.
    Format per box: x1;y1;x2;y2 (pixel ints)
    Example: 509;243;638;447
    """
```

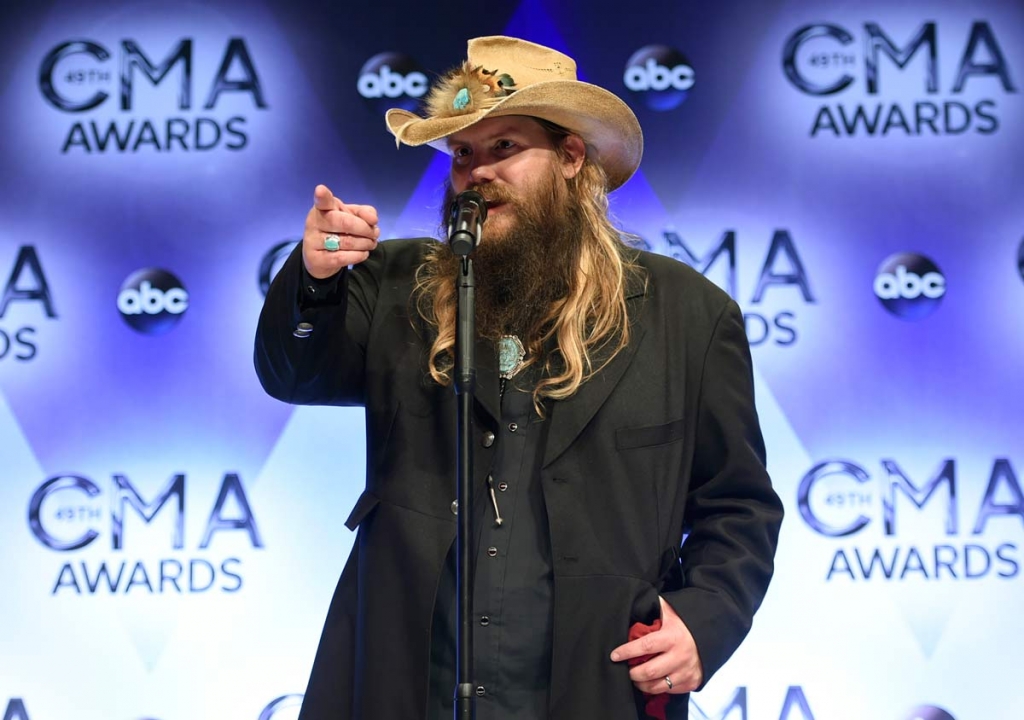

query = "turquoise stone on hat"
498;335;526;380
453;88;470;110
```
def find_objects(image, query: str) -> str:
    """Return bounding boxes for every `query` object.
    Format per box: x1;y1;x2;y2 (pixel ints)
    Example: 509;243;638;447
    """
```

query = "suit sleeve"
253;241;385;406
661;299;784;686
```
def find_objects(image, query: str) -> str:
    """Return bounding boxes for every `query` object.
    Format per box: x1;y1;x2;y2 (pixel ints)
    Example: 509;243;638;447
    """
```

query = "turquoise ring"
324;234;341;252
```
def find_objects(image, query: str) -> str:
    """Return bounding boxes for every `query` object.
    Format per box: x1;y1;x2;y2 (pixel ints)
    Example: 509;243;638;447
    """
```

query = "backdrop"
1;1;1022;719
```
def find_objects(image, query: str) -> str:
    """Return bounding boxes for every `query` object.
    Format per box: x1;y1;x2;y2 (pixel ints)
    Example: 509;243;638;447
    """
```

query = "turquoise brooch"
497;334;526;380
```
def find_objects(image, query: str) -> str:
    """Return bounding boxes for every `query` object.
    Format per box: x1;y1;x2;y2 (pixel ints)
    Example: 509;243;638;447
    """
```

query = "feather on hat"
385;36;643;190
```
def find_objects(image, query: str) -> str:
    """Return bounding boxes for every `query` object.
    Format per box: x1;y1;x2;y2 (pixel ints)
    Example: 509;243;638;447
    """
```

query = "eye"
495;139;516;151
451;145;471;165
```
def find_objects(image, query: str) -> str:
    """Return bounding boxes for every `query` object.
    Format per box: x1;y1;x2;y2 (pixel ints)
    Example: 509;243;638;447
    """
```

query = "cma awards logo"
3;699;31;720
798;458;1022;582
118;268;189;334
689;687;816;720
38;37;268;153
0;697;953;720
623;45;695;110
28;472;263;595
641;229;814;347
782;20;1017;137
873;252;946;320
357;52;428;113
0;245;56;363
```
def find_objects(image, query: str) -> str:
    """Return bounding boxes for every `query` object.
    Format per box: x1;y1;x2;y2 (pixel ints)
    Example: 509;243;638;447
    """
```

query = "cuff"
299;264;346;310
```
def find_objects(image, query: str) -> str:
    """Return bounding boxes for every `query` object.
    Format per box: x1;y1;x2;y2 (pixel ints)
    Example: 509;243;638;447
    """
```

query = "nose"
469;158;497;185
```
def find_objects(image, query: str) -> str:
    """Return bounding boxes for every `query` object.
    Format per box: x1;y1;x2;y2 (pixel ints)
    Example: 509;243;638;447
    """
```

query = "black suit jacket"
254;238;784;720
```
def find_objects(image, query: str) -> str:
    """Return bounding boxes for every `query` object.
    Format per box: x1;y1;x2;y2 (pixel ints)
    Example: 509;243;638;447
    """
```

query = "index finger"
313;184;344;212
610;631;670;662
338;203;379;227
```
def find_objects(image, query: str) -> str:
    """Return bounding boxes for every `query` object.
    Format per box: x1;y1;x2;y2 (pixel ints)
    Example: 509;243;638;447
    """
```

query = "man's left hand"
609;597;704;694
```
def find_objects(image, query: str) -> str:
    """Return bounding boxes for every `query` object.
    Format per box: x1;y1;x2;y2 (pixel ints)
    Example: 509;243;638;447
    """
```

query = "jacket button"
487;546;497;557
480;615;490;626
293;322;313;338
450;500;458;515
497;482;508;492
482;431;495;448
475;686;486;697
508;422;518;432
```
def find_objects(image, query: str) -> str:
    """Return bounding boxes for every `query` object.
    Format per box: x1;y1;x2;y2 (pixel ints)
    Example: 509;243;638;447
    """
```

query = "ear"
560;134;586;179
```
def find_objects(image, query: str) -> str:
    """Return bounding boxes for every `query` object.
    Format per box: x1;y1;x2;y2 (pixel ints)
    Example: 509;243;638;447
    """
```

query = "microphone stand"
448;190;485;720
448;189;485;720
454;247;477;720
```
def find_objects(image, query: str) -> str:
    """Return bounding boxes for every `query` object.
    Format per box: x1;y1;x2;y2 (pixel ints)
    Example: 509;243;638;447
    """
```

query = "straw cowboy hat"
385;36;643;190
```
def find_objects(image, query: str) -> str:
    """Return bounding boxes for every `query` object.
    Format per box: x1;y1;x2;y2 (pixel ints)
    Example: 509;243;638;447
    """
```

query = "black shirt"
428;371;554;720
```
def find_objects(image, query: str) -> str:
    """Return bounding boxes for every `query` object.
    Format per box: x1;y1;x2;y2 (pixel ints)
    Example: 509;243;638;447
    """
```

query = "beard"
435;172;584;344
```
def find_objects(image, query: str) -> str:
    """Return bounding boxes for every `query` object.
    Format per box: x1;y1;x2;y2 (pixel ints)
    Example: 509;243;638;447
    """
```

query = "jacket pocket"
615;417;686;450
628;576;663;626
344;490;380;530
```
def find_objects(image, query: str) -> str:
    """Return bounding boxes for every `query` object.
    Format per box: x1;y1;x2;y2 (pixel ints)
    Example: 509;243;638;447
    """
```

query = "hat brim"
385;80;642;191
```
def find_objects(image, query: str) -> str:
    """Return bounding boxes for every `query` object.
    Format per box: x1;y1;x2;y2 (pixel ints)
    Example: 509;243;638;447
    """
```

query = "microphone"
447;190;487;256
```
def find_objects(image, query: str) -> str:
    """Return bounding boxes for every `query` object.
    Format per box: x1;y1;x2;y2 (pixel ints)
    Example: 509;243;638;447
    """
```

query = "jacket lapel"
543;270;648;468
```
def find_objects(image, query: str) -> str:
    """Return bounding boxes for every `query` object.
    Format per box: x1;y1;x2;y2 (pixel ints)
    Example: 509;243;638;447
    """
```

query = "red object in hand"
628;618;670;720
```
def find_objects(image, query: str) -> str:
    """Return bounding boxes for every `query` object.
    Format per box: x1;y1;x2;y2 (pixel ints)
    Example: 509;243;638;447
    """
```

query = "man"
255;36;783;720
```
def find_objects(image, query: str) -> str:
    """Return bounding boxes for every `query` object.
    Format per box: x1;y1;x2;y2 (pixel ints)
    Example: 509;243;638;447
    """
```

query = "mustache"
468;185;517;206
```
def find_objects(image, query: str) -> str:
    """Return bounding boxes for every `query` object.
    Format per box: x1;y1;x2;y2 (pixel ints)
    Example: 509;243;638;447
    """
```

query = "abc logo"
259;694;303;720
903;706;955;720
117;268;189;334
259;240;299;296
623;45;695;111
357;52;428;113
873;252;946;320
1017;237;1023;284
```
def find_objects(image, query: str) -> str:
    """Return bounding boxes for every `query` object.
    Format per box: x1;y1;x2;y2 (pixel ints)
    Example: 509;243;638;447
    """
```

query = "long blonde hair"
414;121;641;412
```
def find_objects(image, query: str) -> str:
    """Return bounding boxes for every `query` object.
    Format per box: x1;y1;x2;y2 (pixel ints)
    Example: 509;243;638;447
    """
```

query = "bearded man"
254;36;783;720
